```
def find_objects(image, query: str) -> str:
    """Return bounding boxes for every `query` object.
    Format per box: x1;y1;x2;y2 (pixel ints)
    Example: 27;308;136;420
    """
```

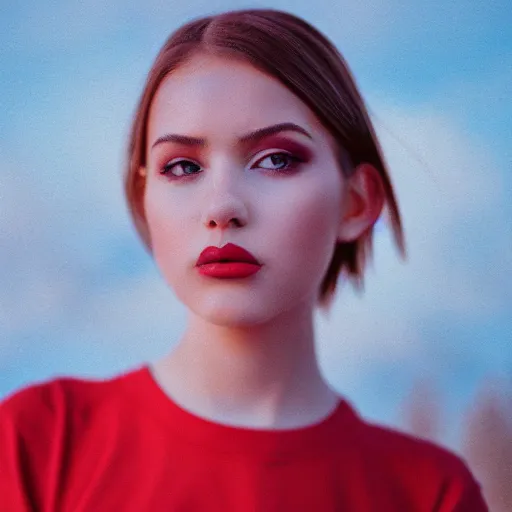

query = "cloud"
5;0;400;58
1;12;510;405
4;98;508;380
316;99;511;387
6;2;129;51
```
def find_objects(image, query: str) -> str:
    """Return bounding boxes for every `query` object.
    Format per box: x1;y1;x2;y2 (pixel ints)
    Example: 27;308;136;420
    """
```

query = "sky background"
1;0;511;451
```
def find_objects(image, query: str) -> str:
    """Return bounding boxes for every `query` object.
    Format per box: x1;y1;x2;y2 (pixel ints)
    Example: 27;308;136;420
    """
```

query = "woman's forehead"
147;54;326;144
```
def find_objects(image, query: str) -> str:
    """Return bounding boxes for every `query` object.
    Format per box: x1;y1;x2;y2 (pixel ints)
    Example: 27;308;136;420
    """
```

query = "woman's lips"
196;243;261;278
197;262;261;278
196;243;260;265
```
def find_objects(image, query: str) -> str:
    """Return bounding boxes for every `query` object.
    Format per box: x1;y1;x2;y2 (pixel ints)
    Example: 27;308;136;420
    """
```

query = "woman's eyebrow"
151;122;313;150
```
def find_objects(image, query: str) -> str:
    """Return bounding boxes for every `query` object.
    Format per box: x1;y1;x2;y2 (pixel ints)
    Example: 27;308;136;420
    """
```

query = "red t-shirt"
0;366;488;511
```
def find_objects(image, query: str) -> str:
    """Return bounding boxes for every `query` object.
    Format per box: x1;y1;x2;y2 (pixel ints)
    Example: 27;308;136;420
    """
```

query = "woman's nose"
200;169;249;230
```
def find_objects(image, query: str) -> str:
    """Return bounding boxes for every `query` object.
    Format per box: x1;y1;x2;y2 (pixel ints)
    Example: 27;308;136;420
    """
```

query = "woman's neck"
151;299;340;429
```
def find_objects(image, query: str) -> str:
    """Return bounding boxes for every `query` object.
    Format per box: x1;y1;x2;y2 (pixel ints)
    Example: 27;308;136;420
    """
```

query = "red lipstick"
196;243;262;278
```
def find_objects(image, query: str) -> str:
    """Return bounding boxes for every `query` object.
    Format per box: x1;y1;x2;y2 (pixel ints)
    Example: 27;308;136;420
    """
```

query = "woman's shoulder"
352;416;487;509
358;418;466;468
0;366;144;431
0;368;146;508
0;367;145;468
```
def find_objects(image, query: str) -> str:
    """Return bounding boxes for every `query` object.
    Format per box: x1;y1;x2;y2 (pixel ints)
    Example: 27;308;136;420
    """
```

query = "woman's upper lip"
196;243;261;266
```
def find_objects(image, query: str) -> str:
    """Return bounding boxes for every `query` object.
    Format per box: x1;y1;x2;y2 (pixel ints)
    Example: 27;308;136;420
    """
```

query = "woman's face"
143;53;348;326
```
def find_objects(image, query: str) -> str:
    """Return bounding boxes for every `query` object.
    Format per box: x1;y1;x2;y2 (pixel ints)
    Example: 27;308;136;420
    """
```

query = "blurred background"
1;0;511;508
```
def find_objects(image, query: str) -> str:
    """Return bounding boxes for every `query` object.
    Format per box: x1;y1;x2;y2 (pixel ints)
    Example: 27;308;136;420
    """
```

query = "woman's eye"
161;160;202;177
255;152;302;172
160;152;303;179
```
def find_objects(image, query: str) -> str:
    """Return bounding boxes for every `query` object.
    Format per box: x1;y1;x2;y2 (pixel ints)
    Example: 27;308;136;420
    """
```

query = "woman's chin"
187;299;277;328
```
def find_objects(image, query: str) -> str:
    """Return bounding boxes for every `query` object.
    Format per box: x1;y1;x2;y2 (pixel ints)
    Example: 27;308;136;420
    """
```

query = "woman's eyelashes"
159;151;307;179
161;159;201;177
256;152;304;172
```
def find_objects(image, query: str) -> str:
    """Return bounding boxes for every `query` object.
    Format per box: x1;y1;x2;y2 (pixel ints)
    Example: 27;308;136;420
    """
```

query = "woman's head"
125;9;405;317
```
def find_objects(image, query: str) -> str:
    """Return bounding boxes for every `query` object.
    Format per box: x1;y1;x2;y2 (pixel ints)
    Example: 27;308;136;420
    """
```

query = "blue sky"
1;0;511;450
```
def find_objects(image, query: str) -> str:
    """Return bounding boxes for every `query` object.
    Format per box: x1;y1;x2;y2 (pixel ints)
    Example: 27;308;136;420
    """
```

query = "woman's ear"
139;167;147;177
337;163;385;242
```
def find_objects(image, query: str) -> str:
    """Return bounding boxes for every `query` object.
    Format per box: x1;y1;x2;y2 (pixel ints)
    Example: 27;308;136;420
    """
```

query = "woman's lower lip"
197;262;262;278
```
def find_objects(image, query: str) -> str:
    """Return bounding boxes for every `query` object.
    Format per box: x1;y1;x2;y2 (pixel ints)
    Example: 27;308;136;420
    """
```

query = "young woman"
0;9;488;511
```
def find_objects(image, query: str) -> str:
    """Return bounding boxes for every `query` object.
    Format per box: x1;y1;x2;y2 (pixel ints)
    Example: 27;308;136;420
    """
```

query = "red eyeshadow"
250;135;313;161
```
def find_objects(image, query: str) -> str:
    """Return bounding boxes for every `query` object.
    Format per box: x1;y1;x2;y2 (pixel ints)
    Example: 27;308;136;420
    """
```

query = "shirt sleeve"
0;392;34;511
0;383;60;512
435;464;489;512
453;480;488;511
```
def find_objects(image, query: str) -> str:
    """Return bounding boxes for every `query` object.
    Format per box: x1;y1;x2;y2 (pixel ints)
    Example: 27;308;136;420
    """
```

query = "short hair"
125;8;406;311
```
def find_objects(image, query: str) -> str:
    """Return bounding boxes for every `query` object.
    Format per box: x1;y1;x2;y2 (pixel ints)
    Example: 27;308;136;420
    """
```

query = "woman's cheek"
145;191;186;270
277;185;340;272
278;179;339;237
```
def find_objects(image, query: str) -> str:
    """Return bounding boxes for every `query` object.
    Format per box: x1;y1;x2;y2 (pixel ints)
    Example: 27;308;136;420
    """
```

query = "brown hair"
125;8;406;310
